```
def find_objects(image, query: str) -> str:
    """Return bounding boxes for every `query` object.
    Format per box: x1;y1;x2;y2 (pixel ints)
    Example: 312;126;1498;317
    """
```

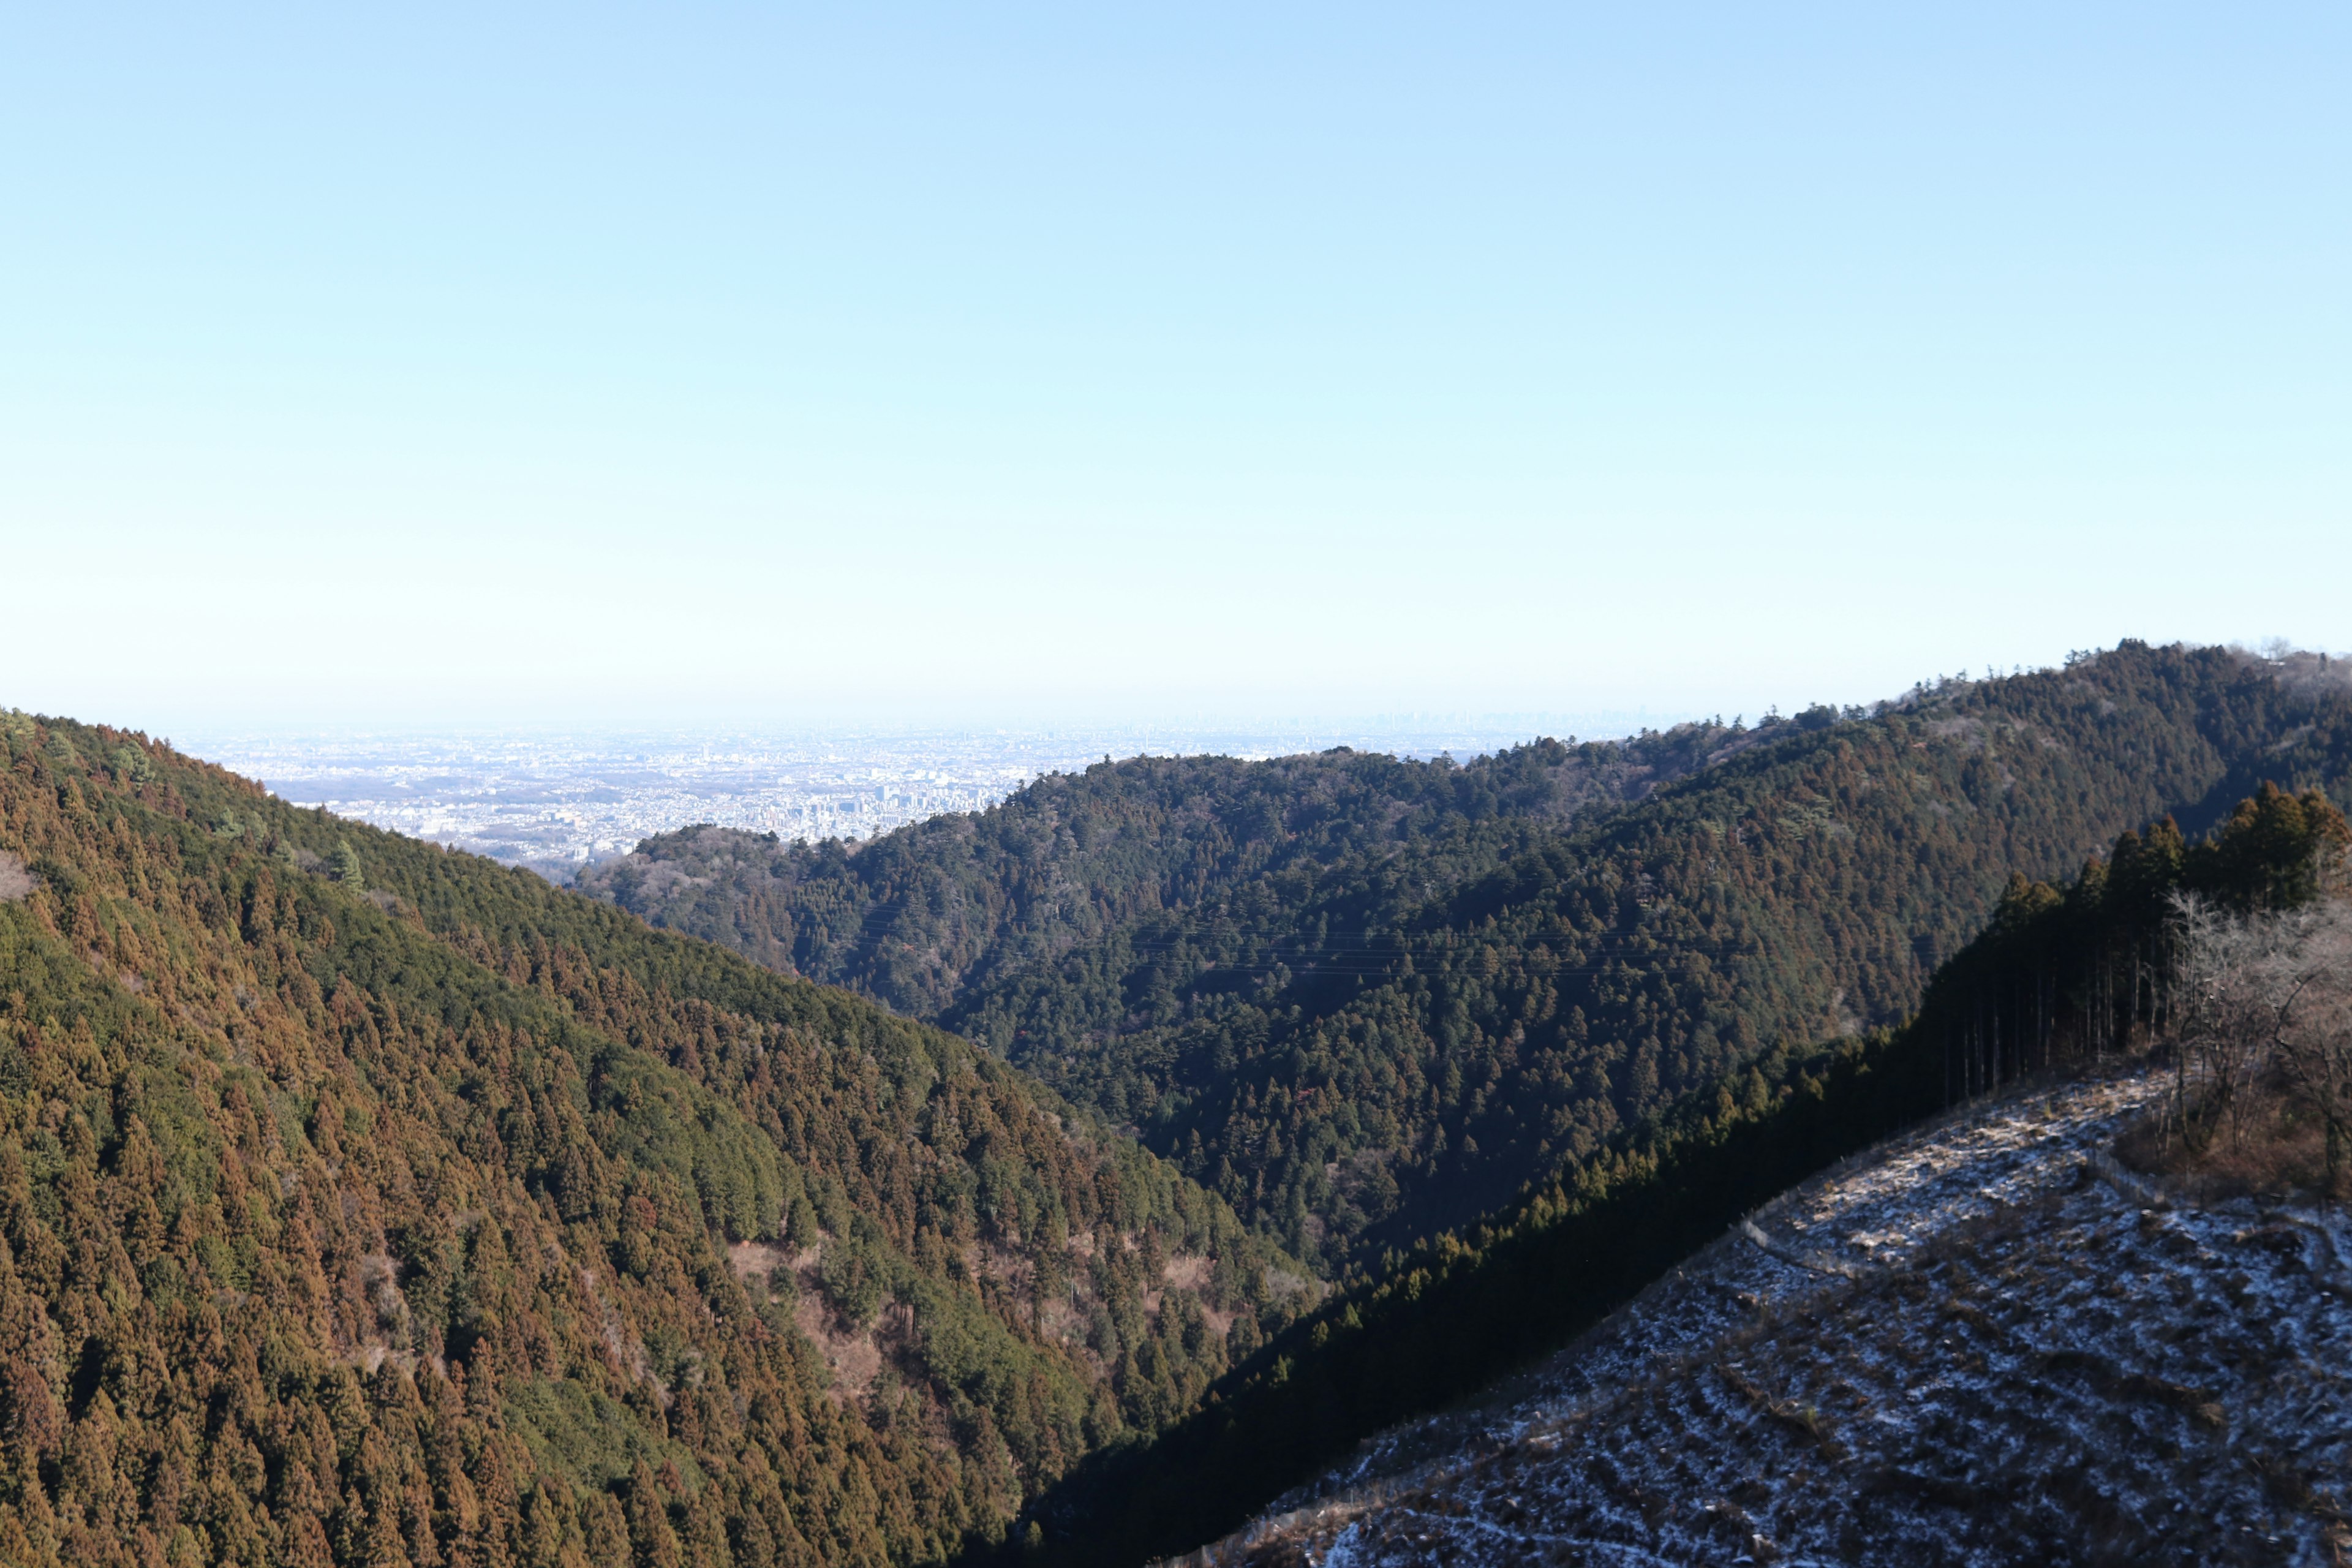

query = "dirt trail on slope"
1181;1072;2352;1567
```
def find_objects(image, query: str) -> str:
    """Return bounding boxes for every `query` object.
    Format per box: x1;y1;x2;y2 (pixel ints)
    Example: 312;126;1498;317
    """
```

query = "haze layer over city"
187;712;1664;879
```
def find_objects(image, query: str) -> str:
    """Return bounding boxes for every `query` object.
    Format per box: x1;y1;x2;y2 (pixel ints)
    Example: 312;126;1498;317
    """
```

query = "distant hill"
0;713;1304;1568
581;645;2352;1272
573;728;1719;1004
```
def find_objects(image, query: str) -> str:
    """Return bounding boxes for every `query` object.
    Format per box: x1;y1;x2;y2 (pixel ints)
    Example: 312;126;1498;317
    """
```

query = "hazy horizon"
24;643;2346;757
168;706;1716;876
6;6;2345;733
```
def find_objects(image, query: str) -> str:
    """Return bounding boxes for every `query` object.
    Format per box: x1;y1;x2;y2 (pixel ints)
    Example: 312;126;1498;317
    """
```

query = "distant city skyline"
175;706;1702;751
186;713;1646;879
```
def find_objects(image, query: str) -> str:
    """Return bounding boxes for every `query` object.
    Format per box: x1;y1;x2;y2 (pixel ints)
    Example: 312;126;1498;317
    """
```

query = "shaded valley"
583;645;2352;1273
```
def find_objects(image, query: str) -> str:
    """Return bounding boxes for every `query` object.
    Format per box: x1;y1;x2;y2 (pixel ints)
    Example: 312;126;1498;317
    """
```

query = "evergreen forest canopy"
1019;759;2352;1567
9;639;2352;1568
581;644;2352;1273
0;713;1310;1568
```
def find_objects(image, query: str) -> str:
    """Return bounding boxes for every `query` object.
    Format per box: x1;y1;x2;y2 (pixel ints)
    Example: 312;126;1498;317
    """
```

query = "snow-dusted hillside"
1176;1072;2352;1567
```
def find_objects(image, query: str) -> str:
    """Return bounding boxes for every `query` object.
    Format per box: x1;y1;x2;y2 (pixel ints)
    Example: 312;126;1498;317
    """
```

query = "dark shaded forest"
583;646;2352;1271
1018;778;2352;1567
0;714;1304;1568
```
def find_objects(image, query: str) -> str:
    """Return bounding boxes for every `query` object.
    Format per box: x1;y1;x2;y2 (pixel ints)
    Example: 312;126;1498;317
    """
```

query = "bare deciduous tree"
2169;891;2352;1186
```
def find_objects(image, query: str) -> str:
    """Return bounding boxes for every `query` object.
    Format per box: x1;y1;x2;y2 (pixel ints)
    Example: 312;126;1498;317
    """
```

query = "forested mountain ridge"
1020;777;2352;1566
583;646;2352;1272
0;713;1305;1568
575;729;1727;1015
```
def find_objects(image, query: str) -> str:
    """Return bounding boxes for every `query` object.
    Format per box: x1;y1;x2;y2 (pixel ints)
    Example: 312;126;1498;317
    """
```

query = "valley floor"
1178;1070;2352;1567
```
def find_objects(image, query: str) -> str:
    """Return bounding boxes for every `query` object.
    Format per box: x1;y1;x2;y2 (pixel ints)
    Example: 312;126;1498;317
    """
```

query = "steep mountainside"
586;646;2352;1270
1191;1070;2352;1567
0;714;1305;1568
1017;776;2348;1566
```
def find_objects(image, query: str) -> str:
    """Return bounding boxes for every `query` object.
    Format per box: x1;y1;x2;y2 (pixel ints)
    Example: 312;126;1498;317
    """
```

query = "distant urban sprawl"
184;716;1638;880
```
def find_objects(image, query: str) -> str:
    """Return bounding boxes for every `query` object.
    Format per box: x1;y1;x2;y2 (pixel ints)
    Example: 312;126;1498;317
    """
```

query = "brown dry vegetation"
2120;890;2352;1202
2117;1080;2345;1200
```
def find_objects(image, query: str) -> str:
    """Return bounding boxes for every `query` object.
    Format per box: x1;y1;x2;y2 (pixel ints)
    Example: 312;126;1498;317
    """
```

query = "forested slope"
586;646;2352;1271
0;714;1303;1568
575;731;1718;1015
1021;779;2351;1567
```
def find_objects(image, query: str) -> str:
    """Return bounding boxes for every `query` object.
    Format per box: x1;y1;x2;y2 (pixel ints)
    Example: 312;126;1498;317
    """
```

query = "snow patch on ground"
1180;1072;2352;1567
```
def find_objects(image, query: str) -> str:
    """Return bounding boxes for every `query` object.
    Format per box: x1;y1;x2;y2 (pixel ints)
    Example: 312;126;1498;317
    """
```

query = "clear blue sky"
5;4;2346;734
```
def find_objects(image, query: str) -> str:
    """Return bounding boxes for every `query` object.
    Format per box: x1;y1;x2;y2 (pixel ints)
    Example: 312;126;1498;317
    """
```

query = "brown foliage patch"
2117;1079;2347;1202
